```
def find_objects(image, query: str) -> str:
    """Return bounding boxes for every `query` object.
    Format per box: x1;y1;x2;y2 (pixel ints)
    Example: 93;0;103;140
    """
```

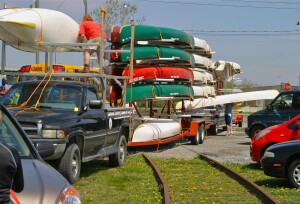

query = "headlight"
255;129;271;140
43;130;66;139
263;151;275;158
58;186;81;204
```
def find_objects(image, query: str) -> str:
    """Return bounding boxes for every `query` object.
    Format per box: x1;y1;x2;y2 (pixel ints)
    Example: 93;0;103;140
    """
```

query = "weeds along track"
142;150;279;204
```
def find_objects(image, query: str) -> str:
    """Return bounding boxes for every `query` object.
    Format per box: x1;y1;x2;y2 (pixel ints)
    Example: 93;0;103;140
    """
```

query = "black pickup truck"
1;80;130;184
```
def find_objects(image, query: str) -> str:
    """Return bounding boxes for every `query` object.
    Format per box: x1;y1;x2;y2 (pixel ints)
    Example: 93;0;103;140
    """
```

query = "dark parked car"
261;140;300;188
0;103;81;203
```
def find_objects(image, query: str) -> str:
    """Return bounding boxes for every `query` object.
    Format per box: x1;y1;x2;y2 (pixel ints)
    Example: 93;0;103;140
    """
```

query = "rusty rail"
142;153;171;204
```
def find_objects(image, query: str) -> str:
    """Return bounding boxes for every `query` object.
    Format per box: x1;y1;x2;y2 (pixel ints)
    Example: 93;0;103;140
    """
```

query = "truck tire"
209;124;218;135
288;158;300;188
250;125;265;139
57;143;81;184
109;135;127;167
238;122;242;127
191;124;205;145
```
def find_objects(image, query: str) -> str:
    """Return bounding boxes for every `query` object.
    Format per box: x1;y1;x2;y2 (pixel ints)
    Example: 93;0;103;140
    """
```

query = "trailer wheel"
57;143;81;184
109;135;127;167
209;124;218;135
191;124;205;145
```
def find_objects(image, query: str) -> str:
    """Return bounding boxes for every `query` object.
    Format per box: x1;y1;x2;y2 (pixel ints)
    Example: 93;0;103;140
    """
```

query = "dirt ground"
131;119;254;164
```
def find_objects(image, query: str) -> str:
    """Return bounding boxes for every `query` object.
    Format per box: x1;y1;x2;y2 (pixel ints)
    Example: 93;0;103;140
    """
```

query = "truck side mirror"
266;104;273;110
89;100;102;109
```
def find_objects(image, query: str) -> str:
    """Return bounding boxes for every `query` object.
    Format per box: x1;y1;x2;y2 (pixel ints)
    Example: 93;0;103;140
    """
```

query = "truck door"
82;87;107;158
270;92;298;126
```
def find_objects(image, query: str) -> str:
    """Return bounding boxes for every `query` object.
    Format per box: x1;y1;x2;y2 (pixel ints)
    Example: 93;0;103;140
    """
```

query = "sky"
1;0;300;86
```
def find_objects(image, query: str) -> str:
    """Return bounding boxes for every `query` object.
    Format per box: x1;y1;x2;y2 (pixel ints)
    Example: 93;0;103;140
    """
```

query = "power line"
134;0;300;10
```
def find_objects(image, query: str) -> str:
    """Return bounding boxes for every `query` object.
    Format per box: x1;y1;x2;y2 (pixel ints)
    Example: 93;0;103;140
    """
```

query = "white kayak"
132;118;182;142
193;37;212;55
176;90;279;110
193;54;213;69
192;68;214;85
0;8;79;52
193;85;216;98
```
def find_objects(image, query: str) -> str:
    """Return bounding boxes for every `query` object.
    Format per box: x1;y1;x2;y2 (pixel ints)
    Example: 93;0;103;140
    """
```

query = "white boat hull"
132;119;182;142
0;8;79;52
176;90;279;110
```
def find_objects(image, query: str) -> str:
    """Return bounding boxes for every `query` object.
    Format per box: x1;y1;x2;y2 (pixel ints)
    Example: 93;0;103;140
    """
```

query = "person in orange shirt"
78;15;107;73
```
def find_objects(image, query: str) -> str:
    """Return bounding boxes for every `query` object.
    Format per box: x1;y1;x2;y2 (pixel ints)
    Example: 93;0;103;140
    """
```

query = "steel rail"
142;153;171;204
184;147;280;204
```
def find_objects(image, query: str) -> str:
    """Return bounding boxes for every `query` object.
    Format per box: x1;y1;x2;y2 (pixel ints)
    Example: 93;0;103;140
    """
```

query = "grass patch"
151;157;260;204
74;154;162;204
74;155;300;204
225;163;300;204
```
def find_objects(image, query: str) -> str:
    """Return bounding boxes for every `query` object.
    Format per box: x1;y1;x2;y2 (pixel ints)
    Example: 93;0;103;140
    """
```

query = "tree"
91;0;145;30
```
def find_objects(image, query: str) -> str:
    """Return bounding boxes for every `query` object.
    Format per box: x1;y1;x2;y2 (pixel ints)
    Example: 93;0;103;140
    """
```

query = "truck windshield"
2;83;81;111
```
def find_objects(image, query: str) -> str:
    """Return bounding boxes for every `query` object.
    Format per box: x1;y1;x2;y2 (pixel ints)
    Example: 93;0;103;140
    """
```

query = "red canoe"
122;66;194;84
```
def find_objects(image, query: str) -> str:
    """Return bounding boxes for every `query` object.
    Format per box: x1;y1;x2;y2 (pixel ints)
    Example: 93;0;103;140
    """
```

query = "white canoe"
193;37;212;54
192;68;214;85
0;8;79;52
176;90;279;110
192;68;207;84
214;60;242;81
193;85;216;98
193;54;213;69
132;119;182;142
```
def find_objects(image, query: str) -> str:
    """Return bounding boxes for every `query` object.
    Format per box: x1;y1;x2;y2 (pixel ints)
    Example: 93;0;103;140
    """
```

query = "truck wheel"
288;158;300;188
191;124;205;145
238;122;242;127
250;125;265;139
109;135;127;167
209;124;218;135
57;143;81;184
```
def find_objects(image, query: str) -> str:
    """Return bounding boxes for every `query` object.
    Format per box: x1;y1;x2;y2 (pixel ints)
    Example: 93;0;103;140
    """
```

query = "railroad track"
141;149;280;204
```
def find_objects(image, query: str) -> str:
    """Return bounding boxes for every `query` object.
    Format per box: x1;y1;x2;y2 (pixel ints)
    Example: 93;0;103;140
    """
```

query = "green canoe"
125;84;194;103
114;45;195;68
111;25;194;49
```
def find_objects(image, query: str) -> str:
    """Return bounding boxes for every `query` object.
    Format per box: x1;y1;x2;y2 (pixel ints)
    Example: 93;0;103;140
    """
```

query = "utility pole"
83;0;88;15
35;0;39;8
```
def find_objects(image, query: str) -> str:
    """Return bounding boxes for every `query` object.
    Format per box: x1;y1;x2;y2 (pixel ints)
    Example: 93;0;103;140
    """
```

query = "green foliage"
91;0;145;29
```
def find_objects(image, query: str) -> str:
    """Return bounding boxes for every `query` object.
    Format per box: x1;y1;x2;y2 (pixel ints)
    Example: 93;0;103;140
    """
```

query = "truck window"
85;87;98;108
272;93;293;110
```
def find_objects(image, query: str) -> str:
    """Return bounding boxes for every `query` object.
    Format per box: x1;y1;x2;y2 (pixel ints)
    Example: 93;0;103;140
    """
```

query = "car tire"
250;125;265;139
57;143;81;184
288;158;300;188
209;124;218;135
109;135;127;167
191;124;205;145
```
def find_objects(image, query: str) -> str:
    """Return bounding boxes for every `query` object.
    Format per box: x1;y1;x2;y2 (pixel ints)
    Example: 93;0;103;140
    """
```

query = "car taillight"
53;65;65;72
58;186;81;204
20;65;31;72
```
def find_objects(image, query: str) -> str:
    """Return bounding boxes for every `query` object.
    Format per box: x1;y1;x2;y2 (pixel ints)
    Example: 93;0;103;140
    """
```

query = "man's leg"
84;50;91;68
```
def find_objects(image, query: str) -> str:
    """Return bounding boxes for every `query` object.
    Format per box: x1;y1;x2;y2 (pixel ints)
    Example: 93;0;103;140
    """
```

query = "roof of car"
13;80;90;88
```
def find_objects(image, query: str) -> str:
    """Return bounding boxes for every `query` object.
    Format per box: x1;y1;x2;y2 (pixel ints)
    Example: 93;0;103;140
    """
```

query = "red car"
250;114;300;163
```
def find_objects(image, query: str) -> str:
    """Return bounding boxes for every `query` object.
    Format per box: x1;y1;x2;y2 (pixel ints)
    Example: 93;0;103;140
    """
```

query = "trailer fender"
190;121;205;136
